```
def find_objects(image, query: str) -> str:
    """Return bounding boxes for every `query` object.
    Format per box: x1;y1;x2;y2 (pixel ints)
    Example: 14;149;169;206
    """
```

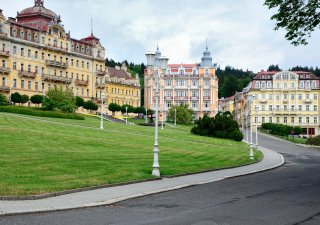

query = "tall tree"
264;0;320;45
267;64;281;71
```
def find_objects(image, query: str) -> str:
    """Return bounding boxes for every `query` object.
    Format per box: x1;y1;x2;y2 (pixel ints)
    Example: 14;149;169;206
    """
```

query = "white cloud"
2;0;319;72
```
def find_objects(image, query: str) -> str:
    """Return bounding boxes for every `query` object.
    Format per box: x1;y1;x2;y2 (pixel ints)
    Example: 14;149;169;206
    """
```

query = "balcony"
75;79;89;86
0;32;8;38
0;50;10;57
260;99;267;103
95;82;106;89
175;96;189;101
304;99;312;103
0;66;11;74
0;85;10;92
45;60;68;69
283;99;288;103
164;96;173;100
42;74;73;84
96;70;106;76
18;70;37;78
203;96;211;101
190;96;199;101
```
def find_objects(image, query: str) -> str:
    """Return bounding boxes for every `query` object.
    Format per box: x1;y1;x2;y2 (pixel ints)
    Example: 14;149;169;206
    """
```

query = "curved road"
1;133;320;225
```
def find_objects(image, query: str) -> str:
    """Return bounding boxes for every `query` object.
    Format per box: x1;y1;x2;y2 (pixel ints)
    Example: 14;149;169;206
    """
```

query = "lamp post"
145;108;148;124
249;94;255;160
174;108;177;126
152;70;161;177
161;114;164;130
100;92;104;130
125;106;128;124
245;112;249;144
255;105;259;148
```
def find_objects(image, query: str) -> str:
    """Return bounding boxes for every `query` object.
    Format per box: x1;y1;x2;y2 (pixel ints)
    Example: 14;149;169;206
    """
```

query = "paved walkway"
0;145;284;216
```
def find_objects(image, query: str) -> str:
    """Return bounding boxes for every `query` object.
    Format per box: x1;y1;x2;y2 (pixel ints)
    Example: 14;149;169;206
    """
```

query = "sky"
2;0;320;72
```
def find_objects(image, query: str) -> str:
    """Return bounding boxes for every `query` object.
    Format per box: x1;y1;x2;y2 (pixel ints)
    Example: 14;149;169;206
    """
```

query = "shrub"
42;87;76;112
167;105;193;125
191;114;243;142
261;123;303;137
83;100;98;112
0;106;84;120
30;95;44;106
0;93;8;106
306;135;320;146
11;92;22;105
21;94;29;105
108;103;121;116
75;96;85;107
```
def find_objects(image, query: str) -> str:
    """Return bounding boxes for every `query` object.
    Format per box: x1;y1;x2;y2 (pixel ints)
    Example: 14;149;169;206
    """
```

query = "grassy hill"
0;113;262;196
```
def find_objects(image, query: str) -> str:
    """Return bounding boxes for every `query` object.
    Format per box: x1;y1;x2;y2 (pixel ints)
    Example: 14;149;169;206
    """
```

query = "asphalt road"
1;134;320;225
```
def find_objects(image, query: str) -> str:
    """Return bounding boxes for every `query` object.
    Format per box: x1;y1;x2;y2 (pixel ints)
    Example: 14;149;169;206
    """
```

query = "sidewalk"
0;146;284;216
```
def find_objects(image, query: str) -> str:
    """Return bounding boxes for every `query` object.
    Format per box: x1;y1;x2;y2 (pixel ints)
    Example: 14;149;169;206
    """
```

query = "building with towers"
144;45;218;120
0;0;140;112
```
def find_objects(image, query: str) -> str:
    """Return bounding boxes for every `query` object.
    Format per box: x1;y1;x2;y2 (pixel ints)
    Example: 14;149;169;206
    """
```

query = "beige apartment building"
144;46;219;120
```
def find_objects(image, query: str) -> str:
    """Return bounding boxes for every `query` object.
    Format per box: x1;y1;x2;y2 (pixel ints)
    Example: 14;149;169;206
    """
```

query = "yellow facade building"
243;71;320;136
0;0;140;114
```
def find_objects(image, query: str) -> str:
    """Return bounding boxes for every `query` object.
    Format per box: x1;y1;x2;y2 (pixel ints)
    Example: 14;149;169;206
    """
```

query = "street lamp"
174;108;177;126
244;112;249;144
161;114;164;130
145;108;148;124
100;92;104;130
152;70;161;177
125;106;128;124
248;94;255;160
255;105;259;148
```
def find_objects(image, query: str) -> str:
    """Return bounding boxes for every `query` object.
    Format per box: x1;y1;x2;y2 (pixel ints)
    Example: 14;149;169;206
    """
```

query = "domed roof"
18;5;57;19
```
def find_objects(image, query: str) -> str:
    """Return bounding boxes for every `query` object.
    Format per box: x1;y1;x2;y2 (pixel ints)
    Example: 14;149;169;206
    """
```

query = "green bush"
261;123;302;137
191;113;243;142
0;93;8;106
167;105;193;125
306;135;320;146
0;106;84;120
42;87;76;112
30;95;44;106
83;100;98;112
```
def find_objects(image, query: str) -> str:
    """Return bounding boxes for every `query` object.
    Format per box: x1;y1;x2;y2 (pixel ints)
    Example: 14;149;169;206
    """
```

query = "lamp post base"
152;168;160;177
250;144;254;160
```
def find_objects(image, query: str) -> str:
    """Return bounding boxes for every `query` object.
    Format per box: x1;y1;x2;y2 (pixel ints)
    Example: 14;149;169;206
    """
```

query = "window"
291;117;294;124
306;117;310;124
13;79;17;88
262;94;266;99
13;46;17;55
291;105;295;111
312;81;316;89
204;80;209;86
82;61;84;68
314;105;318;111
35;82;38;91
276;105;280;111
298;94;302;100
269;117;272;123
306;80;310;89
28;81;31;89
204;101;209;108
13;62;16;70
256;81;260;89
306;105;310;111
284;94;287;99
314;94;318;100
205;69;209;76
165;90;172;97
284;105;288;111
299;81;304;89
21;80;24;89
314;117;318;124
276;83;280;89
87;62;89;69
276;94;280;100
177;80;186;86
192;101;198;108
284;83;287;89
191;90;198;97
192;80;198;86
42;52;45;60
267;81;272;88
291;83;295;89
291;94;294;100
299;105;302;111
21;48;24;57
179;69;184;75
35;51;38;59
165;80;172;86
269;105;272;111
261;117;265;123
306;94;310;99
261;105;265;111
204;90;210;97
269;94;273;100
277;117;280;123
28;49;31;58
299;117;302;124
71;59;74;66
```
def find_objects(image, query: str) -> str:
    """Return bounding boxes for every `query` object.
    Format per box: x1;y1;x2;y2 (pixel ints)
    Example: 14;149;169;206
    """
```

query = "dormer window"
299;81;304;89
179;69;184;75
256;81;260;89
193;70;197;75
312;81;316;88
306;80;310;89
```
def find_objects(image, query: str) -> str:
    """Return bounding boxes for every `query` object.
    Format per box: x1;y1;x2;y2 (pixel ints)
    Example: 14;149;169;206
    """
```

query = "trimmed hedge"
0;106;84;120
261;123;302;137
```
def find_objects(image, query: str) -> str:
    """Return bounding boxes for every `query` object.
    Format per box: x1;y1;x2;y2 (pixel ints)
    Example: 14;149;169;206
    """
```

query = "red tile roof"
108;67;132;80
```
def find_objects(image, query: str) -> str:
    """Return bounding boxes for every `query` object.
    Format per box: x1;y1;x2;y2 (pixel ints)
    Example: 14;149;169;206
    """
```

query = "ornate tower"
200;44;213;67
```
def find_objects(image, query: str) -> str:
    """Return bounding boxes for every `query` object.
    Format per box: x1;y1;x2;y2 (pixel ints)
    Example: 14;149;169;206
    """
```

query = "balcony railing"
18;70;37;78
75;79;89;86
0;66;11;74
96;70;106;76
45;60;68;68
260;99;267;103
95;82;106;88
0;32;8;38
42;74;73;84
304;99;312;103
0;85;10;92
0;50;10;57
203;96;211;101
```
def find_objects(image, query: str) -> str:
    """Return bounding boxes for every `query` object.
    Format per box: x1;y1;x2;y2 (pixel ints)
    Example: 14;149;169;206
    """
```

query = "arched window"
306;80;310;89
312;81;316;88
291;83;295;89
261;81;266;89
205;69;209;76
267;81;272;88
299;81;304;89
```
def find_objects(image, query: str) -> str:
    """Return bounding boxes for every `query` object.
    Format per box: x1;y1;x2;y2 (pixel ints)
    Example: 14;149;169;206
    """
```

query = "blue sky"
3;0;320;72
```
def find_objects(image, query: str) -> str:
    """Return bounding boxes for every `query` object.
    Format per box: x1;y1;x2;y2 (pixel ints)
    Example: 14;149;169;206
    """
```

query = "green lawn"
0;113;262;196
